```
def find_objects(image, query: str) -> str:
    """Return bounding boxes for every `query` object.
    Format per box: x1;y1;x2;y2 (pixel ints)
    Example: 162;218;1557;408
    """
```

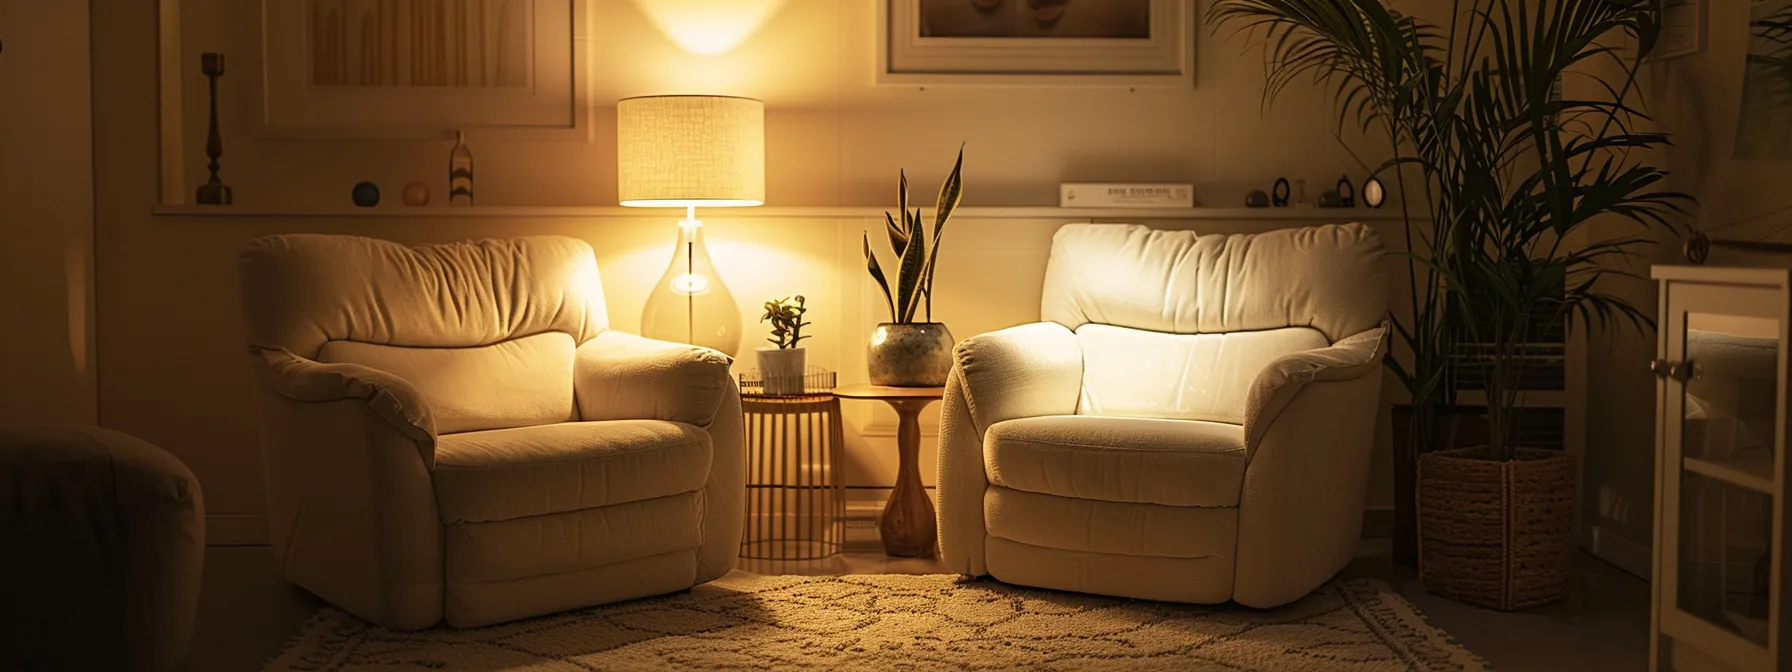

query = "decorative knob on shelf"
1668;361;1695;382
1650;359;1671;377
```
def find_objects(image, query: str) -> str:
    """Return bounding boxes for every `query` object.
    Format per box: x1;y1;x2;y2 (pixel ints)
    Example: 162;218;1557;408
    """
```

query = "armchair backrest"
240;234;608;433
1041;223;1387;424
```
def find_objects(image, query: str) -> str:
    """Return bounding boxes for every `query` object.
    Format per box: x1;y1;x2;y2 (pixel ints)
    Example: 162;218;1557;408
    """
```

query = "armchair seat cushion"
984;415;1245;507
434;420;711;523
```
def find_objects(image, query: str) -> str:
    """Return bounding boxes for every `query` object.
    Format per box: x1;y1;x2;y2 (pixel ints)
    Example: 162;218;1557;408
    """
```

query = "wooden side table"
739;394;845;561
836;384;945;558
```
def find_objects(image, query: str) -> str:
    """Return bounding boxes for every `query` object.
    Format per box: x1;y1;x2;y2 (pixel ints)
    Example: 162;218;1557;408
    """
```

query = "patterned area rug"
264;573;1491;671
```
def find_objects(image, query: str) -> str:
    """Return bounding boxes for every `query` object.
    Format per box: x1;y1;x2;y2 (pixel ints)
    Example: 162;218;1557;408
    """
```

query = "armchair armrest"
247;347;445;628
939;321;1081;576
952;322;1084;437
574;331;734;426
250;347;436;465
1232;323;1387;607
1241;323;1388;457
574;331;743;586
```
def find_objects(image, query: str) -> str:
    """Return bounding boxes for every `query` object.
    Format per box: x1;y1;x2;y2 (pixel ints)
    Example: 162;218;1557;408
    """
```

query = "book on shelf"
1059;183;1195;208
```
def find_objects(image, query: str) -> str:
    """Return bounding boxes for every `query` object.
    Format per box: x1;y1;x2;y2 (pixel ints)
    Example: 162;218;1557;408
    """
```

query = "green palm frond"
1749;8;1792;102
1213;0;1694;460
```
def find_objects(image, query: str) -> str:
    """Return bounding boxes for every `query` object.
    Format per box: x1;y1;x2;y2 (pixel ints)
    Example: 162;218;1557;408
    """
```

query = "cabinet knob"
1650;359;1696;381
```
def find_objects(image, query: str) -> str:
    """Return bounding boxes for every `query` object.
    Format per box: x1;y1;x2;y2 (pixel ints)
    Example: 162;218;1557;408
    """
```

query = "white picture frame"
254;0;589;139
876;0;1195;87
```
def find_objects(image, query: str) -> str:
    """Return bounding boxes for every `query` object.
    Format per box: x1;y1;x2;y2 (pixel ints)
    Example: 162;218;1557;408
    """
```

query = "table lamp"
618;95;765;358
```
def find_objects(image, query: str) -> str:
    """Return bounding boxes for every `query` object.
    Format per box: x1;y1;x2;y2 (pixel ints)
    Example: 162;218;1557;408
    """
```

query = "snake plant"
864;147;964;324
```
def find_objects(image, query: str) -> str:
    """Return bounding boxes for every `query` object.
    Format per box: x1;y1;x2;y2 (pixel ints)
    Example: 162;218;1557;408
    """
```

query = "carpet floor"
263;572;1492;671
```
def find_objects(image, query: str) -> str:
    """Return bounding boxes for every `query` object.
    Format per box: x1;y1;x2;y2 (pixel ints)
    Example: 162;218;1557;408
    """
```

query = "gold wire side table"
738;393;846;560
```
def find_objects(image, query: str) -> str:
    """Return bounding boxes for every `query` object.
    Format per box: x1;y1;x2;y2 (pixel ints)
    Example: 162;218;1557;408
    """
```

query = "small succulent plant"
761;295;811;350
864;147;965;324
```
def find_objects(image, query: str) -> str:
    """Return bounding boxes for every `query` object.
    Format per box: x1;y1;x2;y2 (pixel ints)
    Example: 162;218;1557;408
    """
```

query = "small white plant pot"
757;347;807;396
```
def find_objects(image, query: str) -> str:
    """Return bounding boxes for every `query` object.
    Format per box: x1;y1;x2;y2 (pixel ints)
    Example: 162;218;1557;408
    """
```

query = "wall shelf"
151;204;1417;221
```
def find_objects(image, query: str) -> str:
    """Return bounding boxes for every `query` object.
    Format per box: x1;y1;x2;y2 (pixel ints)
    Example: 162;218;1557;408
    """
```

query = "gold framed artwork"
877;0;1194;86
256;0;589;138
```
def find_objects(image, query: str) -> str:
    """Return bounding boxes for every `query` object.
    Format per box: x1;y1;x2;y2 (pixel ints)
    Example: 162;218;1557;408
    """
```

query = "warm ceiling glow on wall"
630;0;788;55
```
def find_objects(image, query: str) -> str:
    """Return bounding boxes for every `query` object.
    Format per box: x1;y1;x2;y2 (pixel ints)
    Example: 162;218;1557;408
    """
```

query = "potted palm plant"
1213;0;1485;569
863;147;964;387
758;295;811;396
1213;0;1689;609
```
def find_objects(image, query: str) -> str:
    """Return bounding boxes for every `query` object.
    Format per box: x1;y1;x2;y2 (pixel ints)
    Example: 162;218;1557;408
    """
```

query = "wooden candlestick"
196;52;232;205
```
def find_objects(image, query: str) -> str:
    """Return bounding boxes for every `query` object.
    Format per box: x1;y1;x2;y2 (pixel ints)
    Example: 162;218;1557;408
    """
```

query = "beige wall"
171;0;1380;209
98;0;1418;543
0;1;97;427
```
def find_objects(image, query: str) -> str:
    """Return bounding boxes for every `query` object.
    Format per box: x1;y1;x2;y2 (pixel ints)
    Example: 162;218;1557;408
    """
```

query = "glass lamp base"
641;214;742;357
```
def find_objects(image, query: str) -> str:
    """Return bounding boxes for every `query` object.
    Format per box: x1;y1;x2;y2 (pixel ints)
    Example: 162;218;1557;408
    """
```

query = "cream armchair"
238;234;743;629
938;223;1389;607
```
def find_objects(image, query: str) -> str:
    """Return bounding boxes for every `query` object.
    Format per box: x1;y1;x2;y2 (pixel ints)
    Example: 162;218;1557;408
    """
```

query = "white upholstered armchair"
938;223;1389;607
238;234;743;629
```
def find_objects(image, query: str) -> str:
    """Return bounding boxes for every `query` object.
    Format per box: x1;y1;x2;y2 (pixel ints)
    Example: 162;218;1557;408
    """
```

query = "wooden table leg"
880;398;938;557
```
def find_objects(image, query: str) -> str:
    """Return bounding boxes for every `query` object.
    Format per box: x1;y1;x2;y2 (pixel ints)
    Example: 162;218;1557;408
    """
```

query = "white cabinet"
1651;266;1790;672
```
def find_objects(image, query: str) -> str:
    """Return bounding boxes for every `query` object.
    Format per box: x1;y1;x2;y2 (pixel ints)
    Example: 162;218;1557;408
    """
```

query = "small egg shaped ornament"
1362;177;1387;209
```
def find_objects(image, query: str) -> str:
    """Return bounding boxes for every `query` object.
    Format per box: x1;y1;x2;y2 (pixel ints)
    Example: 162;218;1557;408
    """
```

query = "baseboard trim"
861;420;939;439
206;514;269;546
1588;524;1651;580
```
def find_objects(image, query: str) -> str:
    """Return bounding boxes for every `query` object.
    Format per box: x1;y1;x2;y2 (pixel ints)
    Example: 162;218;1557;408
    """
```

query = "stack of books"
1059;183;1195;209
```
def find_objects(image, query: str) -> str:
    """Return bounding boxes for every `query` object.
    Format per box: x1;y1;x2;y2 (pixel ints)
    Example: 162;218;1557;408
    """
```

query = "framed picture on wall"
877;0;1195;86
256;0;590;138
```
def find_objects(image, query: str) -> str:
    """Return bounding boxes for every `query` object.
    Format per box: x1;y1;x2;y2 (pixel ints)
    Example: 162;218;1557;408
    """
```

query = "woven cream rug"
264;573;1490;671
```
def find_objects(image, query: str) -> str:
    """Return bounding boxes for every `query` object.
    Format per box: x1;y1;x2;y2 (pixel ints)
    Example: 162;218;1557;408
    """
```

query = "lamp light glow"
629;0;789;55
670;274;711;295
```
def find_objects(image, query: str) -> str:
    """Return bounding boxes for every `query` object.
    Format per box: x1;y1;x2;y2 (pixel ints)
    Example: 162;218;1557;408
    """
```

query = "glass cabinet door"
1660;283;1785;672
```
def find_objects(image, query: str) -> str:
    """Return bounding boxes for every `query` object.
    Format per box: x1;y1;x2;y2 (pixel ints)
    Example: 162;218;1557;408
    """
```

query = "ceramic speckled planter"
868;322;954;387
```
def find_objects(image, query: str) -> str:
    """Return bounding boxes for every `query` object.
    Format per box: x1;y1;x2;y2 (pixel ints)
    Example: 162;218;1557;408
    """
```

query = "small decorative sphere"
351;181;381;207
402;182;430;206
1244;190;1270;208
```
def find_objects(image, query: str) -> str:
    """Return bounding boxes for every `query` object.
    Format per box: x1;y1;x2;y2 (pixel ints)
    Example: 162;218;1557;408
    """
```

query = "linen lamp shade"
618;95;765;207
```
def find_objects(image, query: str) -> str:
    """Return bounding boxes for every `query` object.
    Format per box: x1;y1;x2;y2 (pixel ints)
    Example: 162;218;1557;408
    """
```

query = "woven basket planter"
1417;447;1576;611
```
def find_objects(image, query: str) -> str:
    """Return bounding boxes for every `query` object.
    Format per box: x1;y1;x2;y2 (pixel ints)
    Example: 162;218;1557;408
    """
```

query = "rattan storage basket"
1417;447;1576;611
